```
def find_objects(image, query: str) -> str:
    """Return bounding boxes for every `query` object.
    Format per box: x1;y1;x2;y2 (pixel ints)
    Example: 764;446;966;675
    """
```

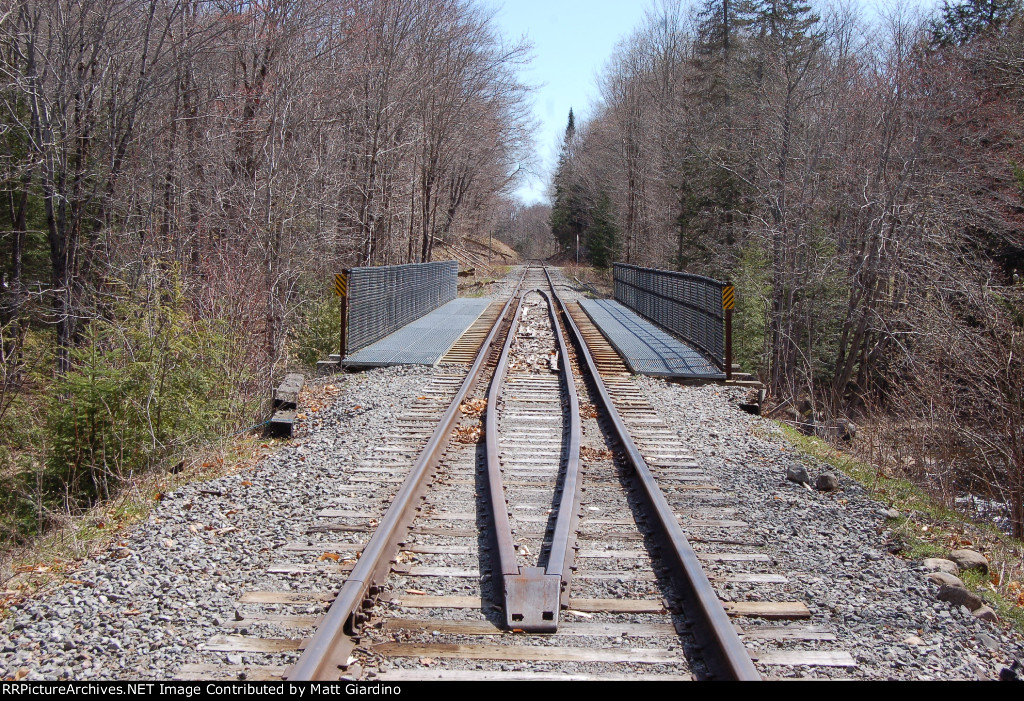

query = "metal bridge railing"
613;263;727;370
340;261;458;357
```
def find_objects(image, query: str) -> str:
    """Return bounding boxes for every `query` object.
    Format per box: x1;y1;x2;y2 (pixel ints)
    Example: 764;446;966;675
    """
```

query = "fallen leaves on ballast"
454;423;483;444
459;398;487;417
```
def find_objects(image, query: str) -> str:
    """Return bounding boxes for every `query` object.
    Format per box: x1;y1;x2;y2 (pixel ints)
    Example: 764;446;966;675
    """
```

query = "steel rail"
484;293;527;583
545;267;761;681
484;285;582;632
538;289;582;591
288;267;528;681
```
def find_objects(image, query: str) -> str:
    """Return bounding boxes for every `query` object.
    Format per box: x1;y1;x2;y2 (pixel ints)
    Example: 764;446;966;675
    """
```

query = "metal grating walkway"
578;299;725;379
344;297;492;367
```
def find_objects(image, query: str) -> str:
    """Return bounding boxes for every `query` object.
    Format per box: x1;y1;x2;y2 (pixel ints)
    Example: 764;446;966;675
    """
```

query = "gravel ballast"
632;377;1024;680
0;365;435;680
3;275;1023;680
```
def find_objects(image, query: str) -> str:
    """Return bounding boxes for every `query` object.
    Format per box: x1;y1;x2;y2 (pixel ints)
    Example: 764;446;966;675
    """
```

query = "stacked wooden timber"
268;373;304;438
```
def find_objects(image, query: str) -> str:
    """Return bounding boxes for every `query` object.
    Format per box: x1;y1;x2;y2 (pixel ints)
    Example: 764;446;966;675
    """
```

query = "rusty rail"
546;267;761;681
484;288;582;632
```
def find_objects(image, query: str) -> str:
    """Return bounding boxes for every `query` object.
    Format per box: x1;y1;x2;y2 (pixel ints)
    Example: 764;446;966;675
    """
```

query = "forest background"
1;0;1022;569
0;0;533;547
547;0;1024;541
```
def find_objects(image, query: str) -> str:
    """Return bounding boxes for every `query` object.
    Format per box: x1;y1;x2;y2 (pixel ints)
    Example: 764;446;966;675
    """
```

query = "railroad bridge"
324;260;751;384
219;261;864;684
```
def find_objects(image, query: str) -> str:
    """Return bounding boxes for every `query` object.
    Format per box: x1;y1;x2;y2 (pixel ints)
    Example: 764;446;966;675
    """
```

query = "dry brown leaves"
580;446;614;463
509;353;556;374
1009;581;1024;608
2;558;84;614
580;404;598;419
460;398;487;418
0;591;19;610
298;383;341;417
13;561;64;575
396;550;419;564
454;423;483;444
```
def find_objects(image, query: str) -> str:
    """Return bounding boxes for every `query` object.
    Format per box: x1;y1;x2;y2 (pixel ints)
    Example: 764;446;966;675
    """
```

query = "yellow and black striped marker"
722;285;735;310
334;273;348;297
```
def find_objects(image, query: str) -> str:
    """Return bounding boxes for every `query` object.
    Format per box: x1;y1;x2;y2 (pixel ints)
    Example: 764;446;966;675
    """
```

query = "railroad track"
182;263;856;681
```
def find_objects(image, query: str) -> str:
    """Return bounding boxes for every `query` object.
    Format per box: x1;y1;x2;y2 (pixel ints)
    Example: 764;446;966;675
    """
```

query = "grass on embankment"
0;433;283;612
778;423;1024;634
0;378;348;616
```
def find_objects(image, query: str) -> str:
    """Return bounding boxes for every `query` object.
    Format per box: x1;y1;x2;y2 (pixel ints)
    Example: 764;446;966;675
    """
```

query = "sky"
490;0;944;206
492;0;650;205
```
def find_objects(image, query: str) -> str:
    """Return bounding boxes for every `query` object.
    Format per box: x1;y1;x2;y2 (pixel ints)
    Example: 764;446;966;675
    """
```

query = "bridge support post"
722;283;734;381
725;308;733;381
335;271;349;358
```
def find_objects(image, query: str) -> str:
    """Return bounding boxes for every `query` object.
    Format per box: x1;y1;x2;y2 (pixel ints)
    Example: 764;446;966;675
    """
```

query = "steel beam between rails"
484;286;582;633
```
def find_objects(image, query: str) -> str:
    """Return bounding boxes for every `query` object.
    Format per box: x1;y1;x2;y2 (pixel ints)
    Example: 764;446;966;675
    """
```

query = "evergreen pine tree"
683;1;757;277
693;0;760;72
588;192;619;269
753;0;821;48
549;109;588;258
930;0;1021;45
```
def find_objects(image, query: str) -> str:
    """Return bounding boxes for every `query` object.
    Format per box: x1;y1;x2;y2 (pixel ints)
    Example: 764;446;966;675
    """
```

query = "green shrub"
292;290;341;367
45;273;236;505
734;240;771;375
0;326;54;543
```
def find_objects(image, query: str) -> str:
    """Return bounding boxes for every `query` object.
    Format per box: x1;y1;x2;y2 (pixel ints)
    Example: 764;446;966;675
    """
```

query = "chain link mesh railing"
613;263;725;368
345;261;458;356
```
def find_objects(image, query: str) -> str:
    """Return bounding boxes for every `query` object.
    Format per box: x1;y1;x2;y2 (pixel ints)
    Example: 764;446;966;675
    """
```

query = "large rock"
819;418;859;442
815;473;840;492
948;549;989;574
937;584;984;612
787;465;810;485
926;571;965;588
973;606;998;623
977;633;999;651
923;558;960;576
999;660;1023;681
797;397;814;416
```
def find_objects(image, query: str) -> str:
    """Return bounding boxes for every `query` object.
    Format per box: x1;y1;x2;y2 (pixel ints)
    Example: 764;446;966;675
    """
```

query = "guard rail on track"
288;267;527;680
339;260;458;357
613;263;730;372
